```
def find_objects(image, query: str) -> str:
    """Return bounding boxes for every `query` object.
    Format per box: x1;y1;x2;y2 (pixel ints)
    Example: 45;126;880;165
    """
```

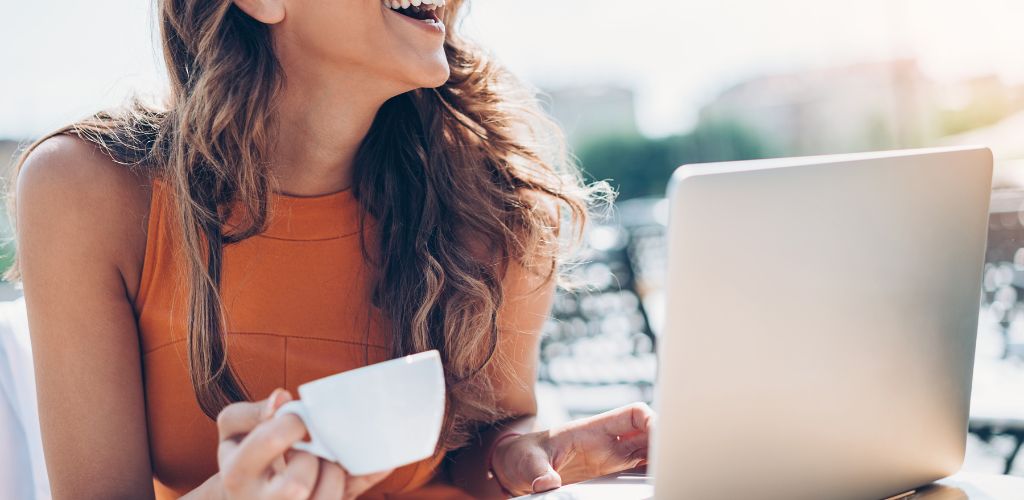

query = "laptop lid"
653;147;993;499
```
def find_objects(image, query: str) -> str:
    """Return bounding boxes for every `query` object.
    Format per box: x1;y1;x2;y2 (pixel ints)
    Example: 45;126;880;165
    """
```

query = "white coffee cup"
274;350;446;475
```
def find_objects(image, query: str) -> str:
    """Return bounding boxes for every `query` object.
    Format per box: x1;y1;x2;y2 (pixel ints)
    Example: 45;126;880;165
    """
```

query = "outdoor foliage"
575;120;769;201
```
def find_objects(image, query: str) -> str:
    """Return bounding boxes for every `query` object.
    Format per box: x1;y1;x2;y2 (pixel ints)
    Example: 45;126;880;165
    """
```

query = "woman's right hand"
215;388;393;500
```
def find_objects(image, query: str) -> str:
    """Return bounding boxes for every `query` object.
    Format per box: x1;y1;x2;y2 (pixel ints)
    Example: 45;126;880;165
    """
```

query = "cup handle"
274;400;336;462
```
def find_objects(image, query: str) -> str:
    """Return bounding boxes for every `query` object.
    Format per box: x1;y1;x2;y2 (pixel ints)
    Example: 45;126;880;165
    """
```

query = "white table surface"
514;470;1024;500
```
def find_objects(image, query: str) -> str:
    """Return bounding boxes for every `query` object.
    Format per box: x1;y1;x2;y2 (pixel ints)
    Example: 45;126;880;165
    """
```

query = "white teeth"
382;0;444;13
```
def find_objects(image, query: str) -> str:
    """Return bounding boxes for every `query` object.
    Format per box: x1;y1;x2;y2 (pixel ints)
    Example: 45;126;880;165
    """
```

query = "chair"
538;199;663;419
968;189;1024;475
0;296;51;499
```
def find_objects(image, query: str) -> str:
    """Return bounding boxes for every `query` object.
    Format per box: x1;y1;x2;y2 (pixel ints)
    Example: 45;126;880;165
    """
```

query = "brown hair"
7;0;607;450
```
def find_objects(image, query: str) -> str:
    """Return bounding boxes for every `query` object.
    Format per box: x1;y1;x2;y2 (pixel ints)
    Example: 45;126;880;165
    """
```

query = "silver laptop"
518;147;993;500
651;146;993;499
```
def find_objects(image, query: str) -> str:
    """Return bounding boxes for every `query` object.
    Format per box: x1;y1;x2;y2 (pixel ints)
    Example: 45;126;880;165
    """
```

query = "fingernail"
263;389;282;418
531;471;562;493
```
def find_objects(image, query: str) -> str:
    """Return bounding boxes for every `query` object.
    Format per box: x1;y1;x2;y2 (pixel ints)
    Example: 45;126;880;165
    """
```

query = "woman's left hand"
490;403;655;496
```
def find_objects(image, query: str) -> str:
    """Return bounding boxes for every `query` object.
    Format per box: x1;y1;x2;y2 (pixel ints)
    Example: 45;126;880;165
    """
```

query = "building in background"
542;85;639;147
700;60;939;156
700;59;1024;158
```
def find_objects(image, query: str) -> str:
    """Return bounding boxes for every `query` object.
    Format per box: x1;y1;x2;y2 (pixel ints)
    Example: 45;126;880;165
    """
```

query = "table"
913;472;1024;499
969;347;1024;474
514;471;1024;499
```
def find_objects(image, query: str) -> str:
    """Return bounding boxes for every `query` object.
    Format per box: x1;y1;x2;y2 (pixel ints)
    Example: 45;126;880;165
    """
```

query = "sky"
4;0;1024;139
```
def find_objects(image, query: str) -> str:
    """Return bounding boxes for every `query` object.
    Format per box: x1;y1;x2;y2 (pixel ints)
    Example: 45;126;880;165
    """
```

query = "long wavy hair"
7;0;605;450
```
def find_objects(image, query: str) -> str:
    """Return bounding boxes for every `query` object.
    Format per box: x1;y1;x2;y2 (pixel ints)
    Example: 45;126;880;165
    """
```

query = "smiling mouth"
384;0;446;24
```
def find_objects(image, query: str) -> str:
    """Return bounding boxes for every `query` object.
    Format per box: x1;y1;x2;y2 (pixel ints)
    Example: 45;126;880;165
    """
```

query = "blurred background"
5;0;1024;481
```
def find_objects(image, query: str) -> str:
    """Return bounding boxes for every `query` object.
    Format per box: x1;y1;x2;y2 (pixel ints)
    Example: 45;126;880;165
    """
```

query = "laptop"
521;146;994;499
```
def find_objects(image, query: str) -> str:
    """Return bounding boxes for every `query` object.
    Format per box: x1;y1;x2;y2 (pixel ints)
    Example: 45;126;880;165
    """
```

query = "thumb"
530;462;563;493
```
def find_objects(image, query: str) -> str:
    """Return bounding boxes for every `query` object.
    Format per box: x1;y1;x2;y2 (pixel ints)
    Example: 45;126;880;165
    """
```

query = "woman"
11;0;653;498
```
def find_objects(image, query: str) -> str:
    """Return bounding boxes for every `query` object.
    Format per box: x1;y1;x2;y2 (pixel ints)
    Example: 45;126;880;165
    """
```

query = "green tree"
576;119;769;200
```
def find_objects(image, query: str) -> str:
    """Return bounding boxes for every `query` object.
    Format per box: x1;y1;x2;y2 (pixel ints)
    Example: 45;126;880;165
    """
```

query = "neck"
269;56;400;197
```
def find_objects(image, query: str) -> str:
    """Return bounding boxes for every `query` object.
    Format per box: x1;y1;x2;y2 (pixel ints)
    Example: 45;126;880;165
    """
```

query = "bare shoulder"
16;134;153;292
16;134;158;497
18;134;152;215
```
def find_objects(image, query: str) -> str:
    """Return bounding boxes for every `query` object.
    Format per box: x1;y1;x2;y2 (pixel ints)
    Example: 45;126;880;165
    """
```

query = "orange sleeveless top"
133;180;464;499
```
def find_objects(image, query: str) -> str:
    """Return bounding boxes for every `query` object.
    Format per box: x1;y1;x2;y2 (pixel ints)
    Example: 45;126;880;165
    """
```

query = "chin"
397;54;450;90
420;64;451;89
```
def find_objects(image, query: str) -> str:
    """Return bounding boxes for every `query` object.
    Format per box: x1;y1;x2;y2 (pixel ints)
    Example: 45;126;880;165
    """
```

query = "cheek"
285;0;389;66
379;18;451;86
282;0;449;89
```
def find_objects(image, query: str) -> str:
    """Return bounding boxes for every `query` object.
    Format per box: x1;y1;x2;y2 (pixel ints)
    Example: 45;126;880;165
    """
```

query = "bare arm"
449;195;654;498
18;136;389;500
17;136;158;499
448;206;559;497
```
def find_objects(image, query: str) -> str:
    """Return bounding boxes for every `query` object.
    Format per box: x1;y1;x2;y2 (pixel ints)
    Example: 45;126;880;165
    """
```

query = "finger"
615;431;650;459
265;479;311;500
217;389;291;441
530;463;562;494
218;390;295;468
265;451;318;500
309;461;346;500
598;403;655;438
343;469;394;499
513;446;562;495
269;392;295;474
270;456;287;476
614;433;650;468
226;413;309;481
272;449;304;476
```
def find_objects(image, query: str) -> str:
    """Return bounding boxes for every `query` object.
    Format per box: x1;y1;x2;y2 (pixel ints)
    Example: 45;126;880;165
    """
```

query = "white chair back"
0;297;51;499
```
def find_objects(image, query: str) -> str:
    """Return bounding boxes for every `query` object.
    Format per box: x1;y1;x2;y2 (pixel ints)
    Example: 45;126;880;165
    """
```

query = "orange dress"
133;180;466;499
